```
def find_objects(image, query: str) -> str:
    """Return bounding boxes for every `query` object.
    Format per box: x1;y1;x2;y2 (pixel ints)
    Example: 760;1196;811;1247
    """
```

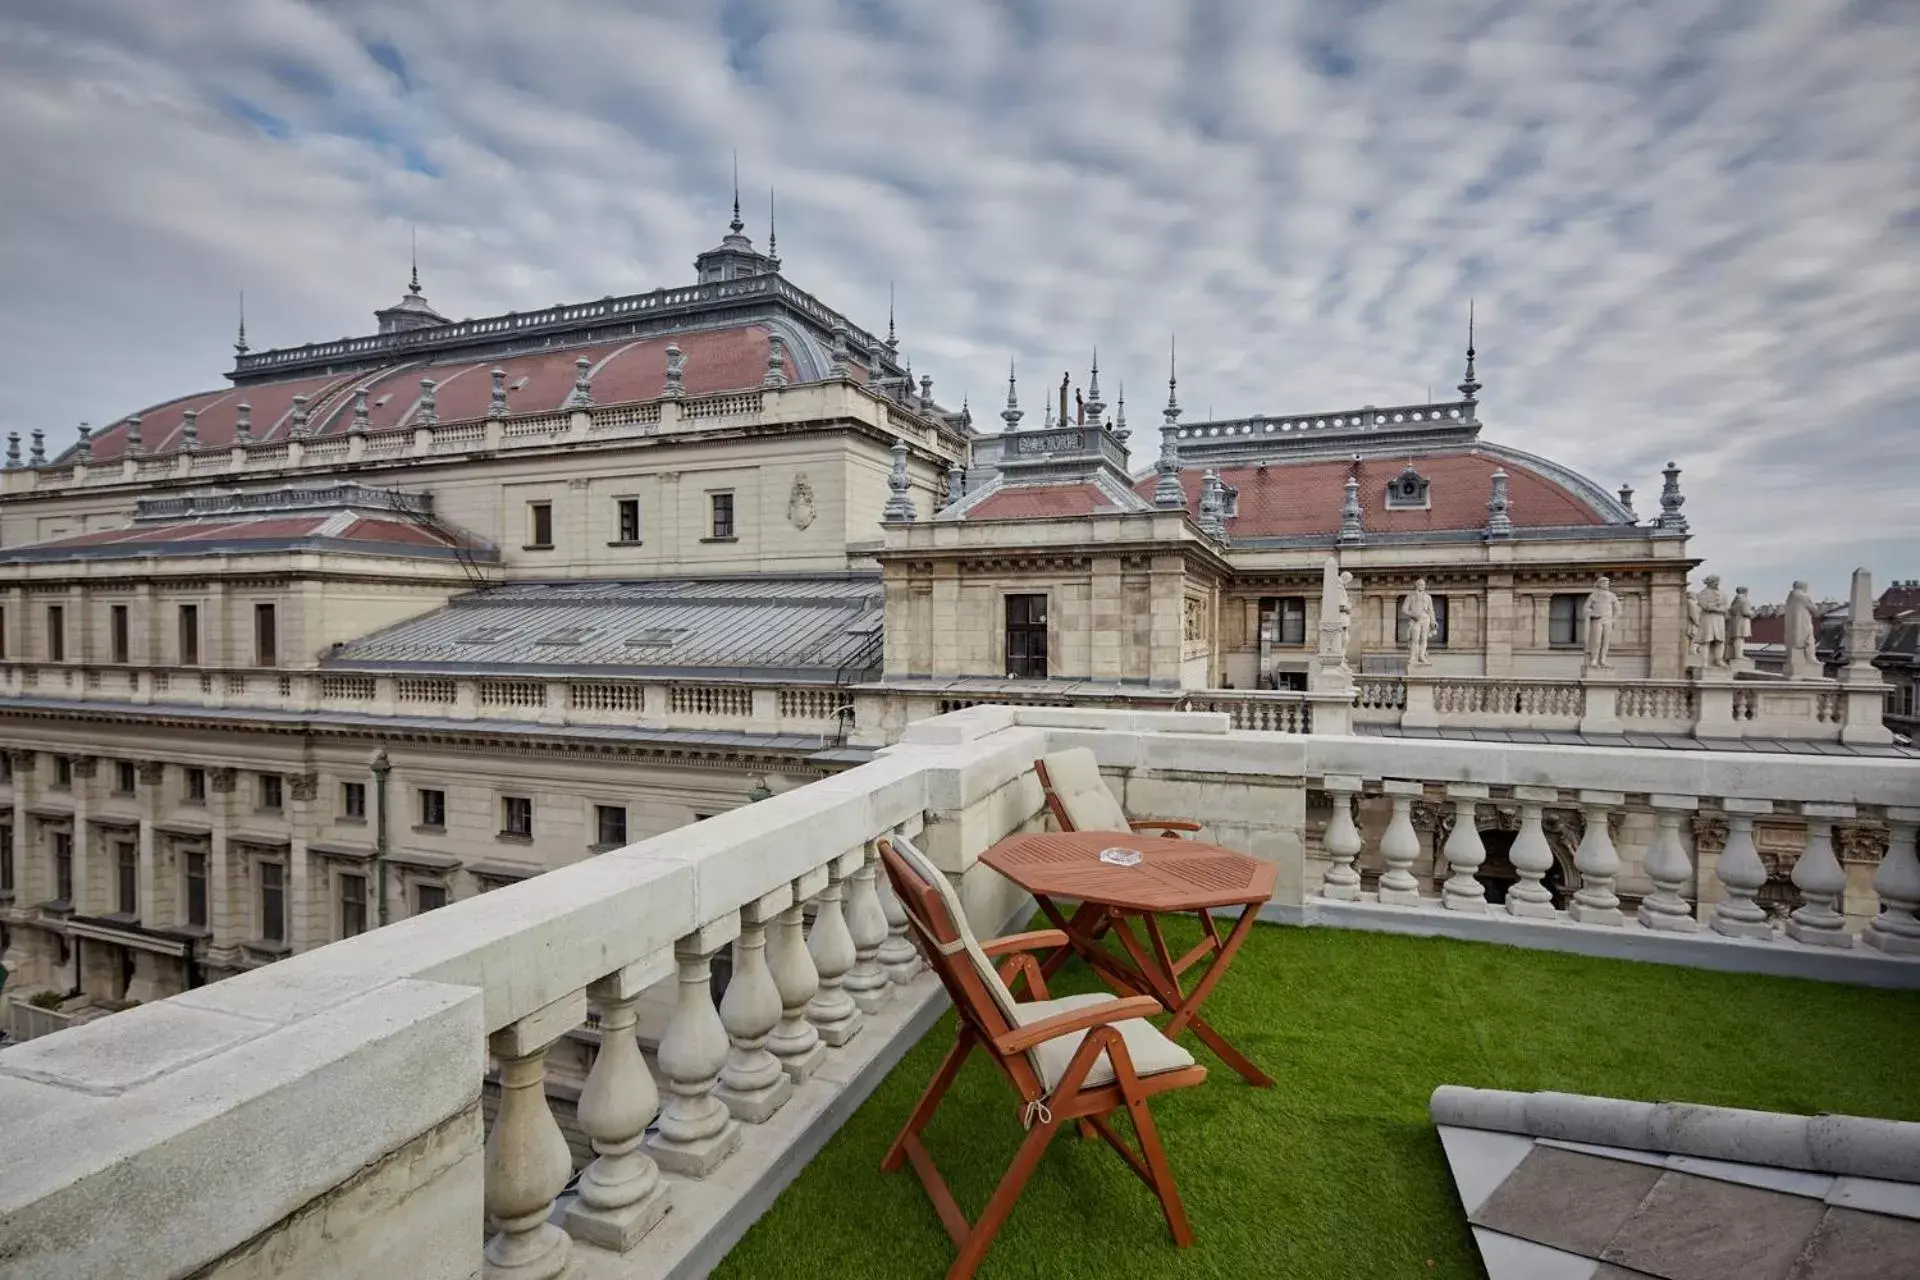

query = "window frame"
46;604;65;663
338;871;368;938
115;839;138;916
184;767;208;805
178;603;201;667
254;602;277;667
418;787;447;831
615;497;641;544
341;780;367;821
53;829;74;903
257;773;283;812
0;823;14;897
184;850;209;929
1549;593;1585;648
708;491;736;541
414;881;448;914
501;795;534;839
595;803;629;849
1259;596;1308;647
526;501;554;549
1004;593;1050;680
52;756;73;791
114;760;137;795
110;604;130;664
258;859;286;944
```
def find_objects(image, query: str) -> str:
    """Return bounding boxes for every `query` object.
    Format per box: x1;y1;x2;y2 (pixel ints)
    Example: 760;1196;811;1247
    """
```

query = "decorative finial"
764;333;788;388
959;396;971;429
351;388;370;434
290;395;309;437
125;415;143;457
766;187;779;268
409;224;421;294
945;461;965;507
886;283;897;351
489;367;509;417
1163;335;1182;427
1113;381;1129;443
29;429;46;466
417;378;438;426
567;355;595;407
1654;460;1688;535
234;291;249;357
1337;471;1365;545
1084;348;1104;426
1001;357;1024;432
882;438;917;523
730;151;744;235
74;422;92;462
828;322;850;378
1485;467;1512;540
234;403;251;445
181;409;198;449
1197;470;1226;538
4;433;18;468
1617;483;1635;518
1457;298;1481;405
919;374;933;411
662;344;686;399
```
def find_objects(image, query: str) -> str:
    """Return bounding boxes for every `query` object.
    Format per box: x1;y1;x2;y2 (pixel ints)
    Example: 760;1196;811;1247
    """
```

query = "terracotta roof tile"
963;483;1122;520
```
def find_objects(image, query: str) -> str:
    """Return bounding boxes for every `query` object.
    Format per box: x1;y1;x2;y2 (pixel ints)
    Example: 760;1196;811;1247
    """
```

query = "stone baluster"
1568;791;1625;925
842;844;893;1012
646;921;744;1175
1711;799;1774;939
806;850;865;1045
484;991;586;1280
1440;783;1489;912
1786;804;1855;948
1865;808;1920;955
714;889;796;1123
1506;786;1558;919
767;866;828;1081
1318;776;1363;901
1377;780;1423;905
565;958;673;1251
1638;795;1700;931
875;852;924;983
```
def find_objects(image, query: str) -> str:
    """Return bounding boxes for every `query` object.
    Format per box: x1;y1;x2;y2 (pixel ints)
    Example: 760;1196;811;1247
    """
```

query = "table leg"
1133;907;1273;1089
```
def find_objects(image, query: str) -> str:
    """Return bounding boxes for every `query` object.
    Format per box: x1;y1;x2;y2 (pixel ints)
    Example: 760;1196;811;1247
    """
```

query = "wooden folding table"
980;830;1276;1087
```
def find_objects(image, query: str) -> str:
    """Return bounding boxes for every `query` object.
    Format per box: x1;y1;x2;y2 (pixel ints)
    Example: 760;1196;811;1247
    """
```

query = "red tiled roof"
1875;584;1920;621
1128;450;1610;536
20;514;478;555
1748;614;1786;645
964;483;1123;520
75;325;790;462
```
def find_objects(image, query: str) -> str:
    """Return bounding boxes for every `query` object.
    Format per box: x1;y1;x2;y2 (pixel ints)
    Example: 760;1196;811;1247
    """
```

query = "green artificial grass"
716;922;1920;1280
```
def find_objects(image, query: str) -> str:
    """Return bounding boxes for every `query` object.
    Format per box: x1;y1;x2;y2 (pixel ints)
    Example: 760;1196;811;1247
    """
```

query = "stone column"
1568;791;1625;925
767;869;827;1082
1318;777;1363;901
1711;799;1775;940
714;889;796;1123
1865;808;1920;955
875;854;923;983
565;959;673;1252
1786;804;1856;948
136;761;164;924
1506;786;1559;919
69;757;96;914
207;768;239;967
842;845;893;1012
485;991;585;1280
1637;795;1700;931
1377;781;1424;905
645;921;744;1176
1440;783;1489;913
805;853;864;1046
286;772;316;952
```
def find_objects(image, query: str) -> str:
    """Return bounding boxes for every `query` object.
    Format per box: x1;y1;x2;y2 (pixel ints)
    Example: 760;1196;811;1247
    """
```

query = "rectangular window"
0;824;14;897
1549;594;1585;647
116;840;138;915
1397;595;1451;647
616;497;641;543
339;872;368;938
527;501;554;548
1259;596;1308;646
710;492;735;540
342;781;366;821
46;605;65;662
258;773;283;811
1004;593;1049;680
501;795;533;838
419;788;446;830
415;882;448;914
0;754;9;783
179;604;200;666
184;851;208;928
53;830;73;903
185;767;207;804
260;861;285;943
0;604;7;659
53;756;72;790
595;804;628;848
115;761;137;795
254;602;277;667
110;605;130;664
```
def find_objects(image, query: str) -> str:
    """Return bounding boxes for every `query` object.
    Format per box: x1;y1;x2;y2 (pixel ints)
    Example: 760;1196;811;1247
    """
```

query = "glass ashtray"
1098;847;1144;867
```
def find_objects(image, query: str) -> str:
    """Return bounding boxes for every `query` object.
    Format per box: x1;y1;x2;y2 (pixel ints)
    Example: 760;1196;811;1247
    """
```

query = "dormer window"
1385;466;1431;510
1221;485;1239;519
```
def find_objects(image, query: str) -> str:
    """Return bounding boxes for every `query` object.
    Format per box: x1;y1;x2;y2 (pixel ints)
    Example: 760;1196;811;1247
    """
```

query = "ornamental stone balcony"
0;707;1915;1278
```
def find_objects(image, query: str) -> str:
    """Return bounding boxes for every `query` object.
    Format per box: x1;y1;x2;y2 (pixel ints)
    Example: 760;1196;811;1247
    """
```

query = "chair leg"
883;1030;974;1174
1123;1090;1193;1248
946;1119;1058;1280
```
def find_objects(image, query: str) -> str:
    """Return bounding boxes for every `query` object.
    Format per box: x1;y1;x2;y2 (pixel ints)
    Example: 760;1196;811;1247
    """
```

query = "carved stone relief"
787;473;817;531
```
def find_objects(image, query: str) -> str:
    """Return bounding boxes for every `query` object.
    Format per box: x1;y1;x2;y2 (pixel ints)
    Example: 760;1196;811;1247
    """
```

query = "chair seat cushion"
1012;993;1196;1092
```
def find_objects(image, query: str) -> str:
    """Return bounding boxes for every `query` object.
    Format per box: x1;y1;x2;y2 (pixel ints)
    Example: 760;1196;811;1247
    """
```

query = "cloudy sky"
2;0;1915;599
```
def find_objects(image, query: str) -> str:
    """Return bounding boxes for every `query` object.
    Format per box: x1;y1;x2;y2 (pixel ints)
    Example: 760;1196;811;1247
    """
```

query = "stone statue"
1784;580;1820;678
1584;574;1618;671
1728;585;1754;665
1695;574;1729;667
1315;558;1355;681
1401;578;1437;666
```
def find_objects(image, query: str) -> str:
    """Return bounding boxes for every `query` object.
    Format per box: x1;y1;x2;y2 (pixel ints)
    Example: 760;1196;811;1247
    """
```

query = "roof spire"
1457;298;1481;405
1001;356;1024;432
1163;334;1182;426
730;151;744;234
766;187;779;268
409;224;421;295
234;290;249;357
885;282;898;351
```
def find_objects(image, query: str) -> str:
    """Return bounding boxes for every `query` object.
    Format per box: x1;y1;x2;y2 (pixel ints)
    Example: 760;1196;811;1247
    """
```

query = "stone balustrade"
2;706;1914;1279
0;378;956;497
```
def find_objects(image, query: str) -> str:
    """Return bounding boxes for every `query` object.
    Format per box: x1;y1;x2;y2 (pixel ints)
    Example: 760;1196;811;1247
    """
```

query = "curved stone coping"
1430;1086;1920;1184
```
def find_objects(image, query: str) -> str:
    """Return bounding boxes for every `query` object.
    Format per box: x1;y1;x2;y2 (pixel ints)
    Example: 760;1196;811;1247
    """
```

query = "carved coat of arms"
787;474;817;530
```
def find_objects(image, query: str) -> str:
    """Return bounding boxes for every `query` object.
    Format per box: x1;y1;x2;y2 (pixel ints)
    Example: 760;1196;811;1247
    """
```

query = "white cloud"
0;0;1914;599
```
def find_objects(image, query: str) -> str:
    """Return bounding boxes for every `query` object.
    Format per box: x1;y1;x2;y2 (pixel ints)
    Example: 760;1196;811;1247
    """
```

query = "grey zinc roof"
322;575;884;680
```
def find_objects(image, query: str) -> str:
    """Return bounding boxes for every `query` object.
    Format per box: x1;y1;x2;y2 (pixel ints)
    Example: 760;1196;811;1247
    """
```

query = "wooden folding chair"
877;834;1209;1280
1035;748;1202;839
